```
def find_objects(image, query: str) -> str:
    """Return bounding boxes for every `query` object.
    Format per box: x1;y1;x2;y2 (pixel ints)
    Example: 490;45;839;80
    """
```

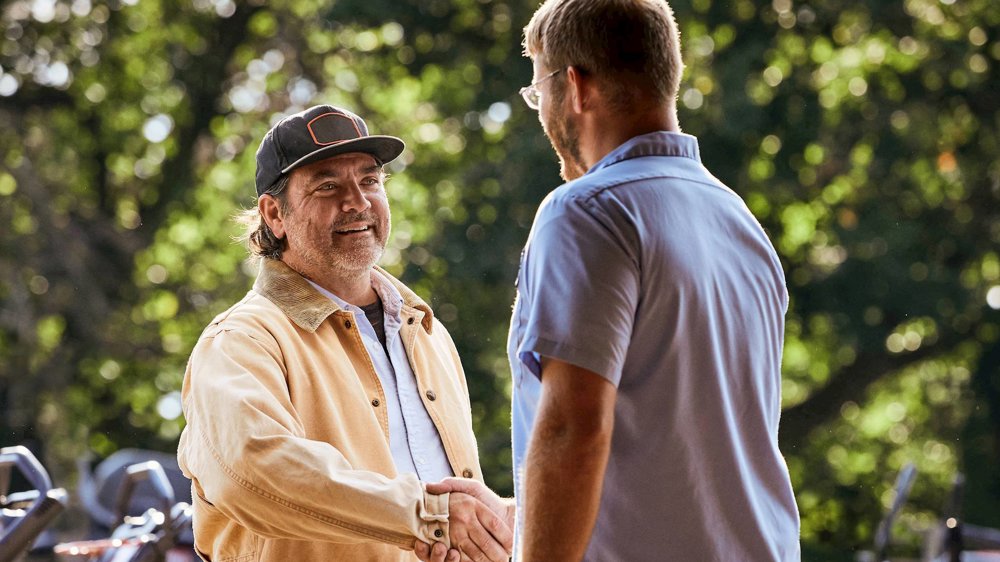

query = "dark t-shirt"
360;296;388;356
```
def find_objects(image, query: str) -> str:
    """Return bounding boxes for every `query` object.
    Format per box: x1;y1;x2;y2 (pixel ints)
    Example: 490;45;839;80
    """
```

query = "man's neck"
293;263;378;307
579;104;679;170
327;278;378;307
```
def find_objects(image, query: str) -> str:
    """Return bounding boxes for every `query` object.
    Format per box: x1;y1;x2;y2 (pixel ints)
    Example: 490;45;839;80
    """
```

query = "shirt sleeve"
177;326;450;550
517;193;640;387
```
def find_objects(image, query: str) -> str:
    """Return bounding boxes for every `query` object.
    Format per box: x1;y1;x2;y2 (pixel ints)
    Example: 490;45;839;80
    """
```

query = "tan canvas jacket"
177;259;483;561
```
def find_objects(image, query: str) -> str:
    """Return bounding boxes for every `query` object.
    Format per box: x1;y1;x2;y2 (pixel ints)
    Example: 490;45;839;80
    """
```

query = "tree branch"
138;4;264;239
779;328;970;451
0;84;74;112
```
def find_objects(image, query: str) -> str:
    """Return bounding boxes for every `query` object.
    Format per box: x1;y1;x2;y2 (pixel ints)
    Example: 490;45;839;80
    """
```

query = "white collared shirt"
309;273;453;482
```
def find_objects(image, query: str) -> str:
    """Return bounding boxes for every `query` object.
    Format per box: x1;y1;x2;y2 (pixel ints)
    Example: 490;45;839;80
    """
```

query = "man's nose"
340;182;372;213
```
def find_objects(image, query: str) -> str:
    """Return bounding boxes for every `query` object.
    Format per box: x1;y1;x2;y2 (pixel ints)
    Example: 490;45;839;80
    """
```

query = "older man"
506;0;802;560
177;105;511;562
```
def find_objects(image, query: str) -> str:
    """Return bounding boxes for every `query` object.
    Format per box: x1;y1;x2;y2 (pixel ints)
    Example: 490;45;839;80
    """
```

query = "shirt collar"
306;269;404;321
587;131;701;175
253;259;434;333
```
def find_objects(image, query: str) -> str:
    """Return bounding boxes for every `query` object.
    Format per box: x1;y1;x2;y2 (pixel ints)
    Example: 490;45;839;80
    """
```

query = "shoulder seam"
577;172;729;203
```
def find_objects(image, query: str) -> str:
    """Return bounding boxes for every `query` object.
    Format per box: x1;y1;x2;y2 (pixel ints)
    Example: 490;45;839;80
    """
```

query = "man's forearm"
521;359;615;561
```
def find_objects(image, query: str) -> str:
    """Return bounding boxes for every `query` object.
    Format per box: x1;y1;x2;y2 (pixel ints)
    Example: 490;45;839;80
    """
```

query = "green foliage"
0;0;997;557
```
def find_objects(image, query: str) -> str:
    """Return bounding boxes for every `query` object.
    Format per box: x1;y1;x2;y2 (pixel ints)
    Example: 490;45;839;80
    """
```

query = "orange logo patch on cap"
306;112;363;146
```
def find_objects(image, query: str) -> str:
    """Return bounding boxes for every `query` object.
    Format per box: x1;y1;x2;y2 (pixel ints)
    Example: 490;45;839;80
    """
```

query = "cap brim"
280;135;405;174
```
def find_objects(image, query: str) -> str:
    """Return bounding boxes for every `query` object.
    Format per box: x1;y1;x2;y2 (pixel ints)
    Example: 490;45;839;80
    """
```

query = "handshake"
414;477;516;562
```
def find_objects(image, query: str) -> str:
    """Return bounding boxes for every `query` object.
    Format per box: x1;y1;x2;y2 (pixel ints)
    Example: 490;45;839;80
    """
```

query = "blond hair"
523;0;683;108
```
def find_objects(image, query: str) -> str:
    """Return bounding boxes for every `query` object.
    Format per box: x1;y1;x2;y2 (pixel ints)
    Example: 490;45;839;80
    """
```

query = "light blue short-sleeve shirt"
508;132;801;561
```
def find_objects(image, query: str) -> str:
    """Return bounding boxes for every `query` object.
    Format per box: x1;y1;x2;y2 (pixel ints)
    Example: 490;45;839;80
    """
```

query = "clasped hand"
414;477;516;562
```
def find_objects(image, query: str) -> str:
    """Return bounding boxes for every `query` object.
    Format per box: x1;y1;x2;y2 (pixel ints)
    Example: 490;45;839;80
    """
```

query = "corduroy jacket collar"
253;259;435;334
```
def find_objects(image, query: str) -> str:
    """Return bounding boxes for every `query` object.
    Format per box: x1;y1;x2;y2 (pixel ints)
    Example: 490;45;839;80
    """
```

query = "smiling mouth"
334;225;372;235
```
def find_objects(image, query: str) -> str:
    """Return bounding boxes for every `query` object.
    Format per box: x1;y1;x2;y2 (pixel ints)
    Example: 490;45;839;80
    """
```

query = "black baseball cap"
254;105;405;196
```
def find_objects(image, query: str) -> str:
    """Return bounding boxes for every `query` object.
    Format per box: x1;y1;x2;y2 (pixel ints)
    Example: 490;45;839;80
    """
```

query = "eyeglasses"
518;69;562;110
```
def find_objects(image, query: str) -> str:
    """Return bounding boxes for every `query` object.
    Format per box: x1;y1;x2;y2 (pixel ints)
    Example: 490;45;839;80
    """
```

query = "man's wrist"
502;497;516;527
420;488;451;547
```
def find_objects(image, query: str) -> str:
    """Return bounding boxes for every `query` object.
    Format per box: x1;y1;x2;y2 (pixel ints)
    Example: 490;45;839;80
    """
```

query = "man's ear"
259;194;286;240
565;65;591;114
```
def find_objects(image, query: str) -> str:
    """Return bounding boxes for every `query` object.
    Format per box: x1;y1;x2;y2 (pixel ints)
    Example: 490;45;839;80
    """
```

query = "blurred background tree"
0;0;997;558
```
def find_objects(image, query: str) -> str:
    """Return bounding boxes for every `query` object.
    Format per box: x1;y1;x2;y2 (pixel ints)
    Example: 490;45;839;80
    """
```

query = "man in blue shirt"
506;0;802;560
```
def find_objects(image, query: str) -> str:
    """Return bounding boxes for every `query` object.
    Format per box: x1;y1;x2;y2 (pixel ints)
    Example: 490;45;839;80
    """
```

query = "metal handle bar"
0;446;68;562
874;462;917;561
0;446;52;498
113;461;175;527
963;523;1000;551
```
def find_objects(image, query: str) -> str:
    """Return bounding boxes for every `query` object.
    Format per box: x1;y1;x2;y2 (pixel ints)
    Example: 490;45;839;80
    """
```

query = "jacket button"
434;529;443;538
345;320;352;329
462;468;473;478
425;390;436;401
407;317;415;325
371;398;380;407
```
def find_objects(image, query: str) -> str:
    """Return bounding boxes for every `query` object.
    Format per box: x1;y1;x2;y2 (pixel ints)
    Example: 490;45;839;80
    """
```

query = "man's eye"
318;183;336;191
362;177;380;186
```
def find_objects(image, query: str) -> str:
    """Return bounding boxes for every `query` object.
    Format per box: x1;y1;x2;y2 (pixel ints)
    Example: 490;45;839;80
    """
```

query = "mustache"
331;211;378;230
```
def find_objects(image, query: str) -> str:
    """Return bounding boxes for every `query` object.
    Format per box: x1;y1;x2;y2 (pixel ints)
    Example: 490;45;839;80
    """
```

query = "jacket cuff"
420;488;451;548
